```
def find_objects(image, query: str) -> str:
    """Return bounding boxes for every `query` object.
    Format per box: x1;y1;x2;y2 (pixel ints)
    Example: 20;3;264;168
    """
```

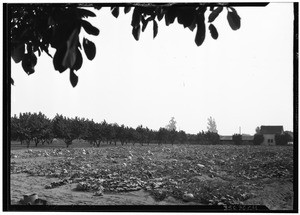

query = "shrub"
253;133;264;145
275;132;292;145
205;131;220;145
232;134;242;145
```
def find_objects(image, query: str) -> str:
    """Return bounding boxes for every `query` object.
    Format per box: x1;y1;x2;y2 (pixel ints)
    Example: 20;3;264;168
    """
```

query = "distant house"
260;126;284;145
220;135;234;145
242;135;254;144
220;135;254;145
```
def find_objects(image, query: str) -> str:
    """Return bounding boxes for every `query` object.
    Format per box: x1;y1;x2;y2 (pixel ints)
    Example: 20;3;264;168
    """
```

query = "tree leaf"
11;43;25;63
37;48;41;57
75;8;96;18
156;8;164;21
62;28;80;68
31;52;37;67
195;15;206;46
153;20;158;39
41;44;53;58
73;49;83;70
131;9;141;28
83;38;96;61
81;20;100;36
53;45;67;73
165;8;177;26
132;25;141;41
51;23;73;49
94;5;102;10
209;24;218;40
142;19;149;32
208;7;223;23
177;7;195;28
188;19;197;32
70;69;78;88
21;53;37;75
124;7;131;14
227;7;241;30
111;7;119;18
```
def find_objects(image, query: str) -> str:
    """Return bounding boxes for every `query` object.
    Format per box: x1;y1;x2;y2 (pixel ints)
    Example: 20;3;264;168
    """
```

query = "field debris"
183;193;194;202
11;154;18;158
11;145;293;206
19;193;48;205
197;164;205;168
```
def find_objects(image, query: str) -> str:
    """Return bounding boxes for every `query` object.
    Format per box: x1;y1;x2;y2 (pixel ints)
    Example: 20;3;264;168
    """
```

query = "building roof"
220;135;254;141
220;136;233;141
260;126;284;134
242;135;254;141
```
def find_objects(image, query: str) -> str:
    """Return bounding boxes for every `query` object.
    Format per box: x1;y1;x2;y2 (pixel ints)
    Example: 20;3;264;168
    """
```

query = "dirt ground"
10;173;192;205
9;145;294;210
10;173;293;209
9;147;199;206
243;180;294;210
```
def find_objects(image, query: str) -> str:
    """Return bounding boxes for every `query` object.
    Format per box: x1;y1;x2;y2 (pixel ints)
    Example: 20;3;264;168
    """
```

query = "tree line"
10;112;221;148
11;112;293;148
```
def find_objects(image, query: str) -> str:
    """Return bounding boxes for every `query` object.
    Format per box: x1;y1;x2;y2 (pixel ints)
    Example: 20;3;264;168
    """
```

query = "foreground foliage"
9;3;260;87
11;145;293;205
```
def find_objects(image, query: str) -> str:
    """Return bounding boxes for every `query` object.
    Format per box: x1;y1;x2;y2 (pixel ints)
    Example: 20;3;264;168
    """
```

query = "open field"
11;139;96;150
10;143;294;210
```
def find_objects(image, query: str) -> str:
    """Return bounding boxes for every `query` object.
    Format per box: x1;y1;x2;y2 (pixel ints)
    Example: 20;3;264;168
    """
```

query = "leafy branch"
10;4;244;87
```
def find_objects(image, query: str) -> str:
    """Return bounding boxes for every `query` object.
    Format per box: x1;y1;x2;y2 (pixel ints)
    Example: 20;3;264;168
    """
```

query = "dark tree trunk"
65;139;72;148
46;139;52;145
26;140;30;148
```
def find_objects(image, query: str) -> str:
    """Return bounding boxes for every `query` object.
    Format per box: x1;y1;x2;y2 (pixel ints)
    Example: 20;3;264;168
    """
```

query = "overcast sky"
10;3;294;135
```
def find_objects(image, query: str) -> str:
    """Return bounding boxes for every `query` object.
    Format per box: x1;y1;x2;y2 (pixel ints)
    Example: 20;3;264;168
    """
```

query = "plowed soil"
9;143;294;210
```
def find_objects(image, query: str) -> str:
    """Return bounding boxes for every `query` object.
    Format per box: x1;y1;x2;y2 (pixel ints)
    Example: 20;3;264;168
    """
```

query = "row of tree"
11;112;53;147
11;112;293;147
10;112;221;148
